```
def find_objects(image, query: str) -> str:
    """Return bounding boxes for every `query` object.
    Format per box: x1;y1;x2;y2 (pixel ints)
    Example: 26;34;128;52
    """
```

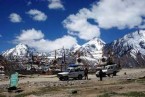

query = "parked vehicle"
96;64;120;77
57;64;84;81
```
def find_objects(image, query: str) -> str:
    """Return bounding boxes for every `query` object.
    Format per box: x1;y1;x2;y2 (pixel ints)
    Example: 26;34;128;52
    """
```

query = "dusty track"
0;68;145;97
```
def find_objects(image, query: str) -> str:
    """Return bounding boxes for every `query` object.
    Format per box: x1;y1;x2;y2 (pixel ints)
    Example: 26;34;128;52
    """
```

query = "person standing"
84;68;88;80
99;69;103;81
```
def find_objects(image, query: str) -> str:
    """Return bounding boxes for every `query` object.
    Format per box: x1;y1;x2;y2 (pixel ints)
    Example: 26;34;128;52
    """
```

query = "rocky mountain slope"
3;30;145;68
104;30;145;68
80;38;105;59
2;43;34;60
2;38;105;60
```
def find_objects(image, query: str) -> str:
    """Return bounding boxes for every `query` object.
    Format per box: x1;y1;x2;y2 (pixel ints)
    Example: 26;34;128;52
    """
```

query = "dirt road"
1;68;144;85
0;68;145;97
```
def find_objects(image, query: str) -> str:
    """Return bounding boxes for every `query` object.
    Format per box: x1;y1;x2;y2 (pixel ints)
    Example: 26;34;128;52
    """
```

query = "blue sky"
0;0;145;53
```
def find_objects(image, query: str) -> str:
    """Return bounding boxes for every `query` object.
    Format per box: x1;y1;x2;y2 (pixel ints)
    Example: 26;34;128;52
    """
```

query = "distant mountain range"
2;30;145;68
2;38;105;59
104;30;145;68
2;43;34;59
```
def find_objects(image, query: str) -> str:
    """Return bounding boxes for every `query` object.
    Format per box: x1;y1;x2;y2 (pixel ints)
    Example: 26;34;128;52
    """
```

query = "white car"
96;64;120;77
57;66;84;81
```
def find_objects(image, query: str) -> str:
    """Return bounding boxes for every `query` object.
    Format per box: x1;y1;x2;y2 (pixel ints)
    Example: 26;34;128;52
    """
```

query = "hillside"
104;30;145;67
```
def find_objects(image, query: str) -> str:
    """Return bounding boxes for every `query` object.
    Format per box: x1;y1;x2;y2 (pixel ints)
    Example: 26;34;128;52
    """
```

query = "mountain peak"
76;38;105;59
2;43;31;58
90;37;106;44
15;43;28;49
104;30;145;67
70;44;81;52
82;37;105;50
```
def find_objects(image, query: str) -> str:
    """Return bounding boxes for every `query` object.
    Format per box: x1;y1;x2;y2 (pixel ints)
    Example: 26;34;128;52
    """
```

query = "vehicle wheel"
113;71;117;76
59;77;63;81
107;74;110;77
103;73;107;77
78;75;83;80
73;78;77;80
64;76;69;81
96;74;99;77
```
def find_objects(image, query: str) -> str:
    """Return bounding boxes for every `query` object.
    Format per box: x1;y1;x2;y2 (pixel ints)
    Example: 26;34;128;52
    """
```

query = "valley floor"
0;69;145;97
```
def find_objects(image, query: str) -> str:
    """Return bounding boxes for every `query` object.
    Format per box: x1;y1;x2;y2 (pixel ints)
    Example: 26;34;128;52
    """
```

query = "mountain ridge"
2;38;105;60
104;30;145;67
3;30;145;68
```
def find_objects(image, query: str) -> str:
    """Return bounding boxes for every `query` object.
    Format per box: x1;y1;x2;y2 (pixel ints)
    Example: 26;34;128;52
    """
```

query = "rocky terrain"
0;69;145;97
0;55;17;75
104;30;145;68
2;30;145;68
2;38;105;59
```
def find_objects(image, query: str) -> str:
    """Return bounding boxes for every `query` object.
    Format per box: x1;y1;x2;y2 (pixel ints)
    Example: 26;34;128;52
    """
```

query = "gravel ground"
1;68;145;97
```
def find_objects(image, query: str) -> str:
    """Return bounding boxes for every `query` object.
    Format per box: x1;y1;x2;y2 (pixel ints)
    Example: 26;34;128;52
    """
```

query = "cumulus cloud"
90;0;145;29
64;0;145;40
63;8;100;40
16;28;44;41
9;13;22;23
15;28;77;52
27;9;47;21
48;0;64;10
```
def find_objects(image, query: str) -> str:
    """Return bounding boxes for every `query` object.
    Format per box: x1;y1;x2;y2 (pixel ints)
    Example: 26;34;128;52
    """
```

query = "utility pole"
63;47;66;70
64;48;65;63
55;50;56;60
31;54;34;70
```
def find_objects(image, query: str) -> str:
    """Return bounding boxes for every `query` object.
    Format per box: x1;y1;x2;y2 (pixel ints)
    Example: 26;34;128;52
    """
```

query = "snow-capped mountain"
2;43;34;59
47;48;71;59
2;38;106;62
104;30;145;67
47;38;105;59
78;38;106;59
2;43;76;60
3;30;145;68
70;44;81;53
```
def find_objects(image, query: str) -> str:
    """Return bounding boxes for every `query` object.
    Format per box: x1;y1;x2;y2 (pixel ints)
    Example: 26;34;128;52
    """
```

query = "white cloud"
27;9;47;21
64;0;145;40
48;0;64;10
16;28;44;41
0;34;2;37
63;8;100;40
90;0;145;29
9;13;22;23
15;28;78;52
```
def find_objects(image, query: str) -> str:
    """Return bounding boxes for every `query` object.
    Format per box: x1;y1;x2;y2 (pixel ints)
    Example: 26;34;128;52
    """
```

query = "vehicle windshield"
65;68;73;72
103;66;108;70
65;69;70;72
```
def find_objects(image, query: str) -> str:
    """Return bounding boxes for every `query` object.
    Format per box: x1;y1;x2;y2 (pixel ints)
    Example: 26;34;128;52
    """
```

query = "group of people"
84;68;103;81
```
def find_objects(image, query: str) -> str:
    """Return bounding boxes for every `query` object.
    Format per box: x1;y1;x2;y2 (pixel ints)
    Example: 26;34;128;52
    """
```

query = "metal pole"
63;47;66;70
55;50;56;60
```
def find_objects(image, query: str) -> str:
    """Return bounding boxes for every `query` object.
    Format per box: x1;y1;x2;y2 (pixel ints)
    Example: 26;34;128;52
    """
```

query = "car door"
69;69;76;78
107;66;113;74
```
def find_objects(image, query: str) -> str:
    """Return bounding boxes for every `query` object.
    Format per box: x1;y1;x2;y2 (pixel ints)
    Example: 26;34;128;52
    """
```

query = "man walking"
84;68;88;80
99;69;103;81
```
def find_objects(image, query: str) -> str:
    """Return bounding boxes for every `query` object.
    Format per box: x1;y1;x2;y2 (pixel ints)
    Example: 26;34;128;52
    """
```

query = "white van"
57;66;84;81
96;64;120;77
